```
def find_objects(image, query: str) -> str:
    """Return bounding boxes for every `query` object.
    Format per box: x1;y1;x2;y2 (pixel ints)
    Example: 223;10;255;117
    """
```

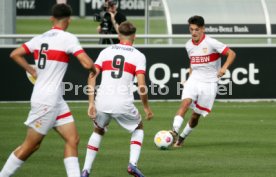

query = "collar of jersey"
52;26;63;30
119;41;133;46
192;34;205;46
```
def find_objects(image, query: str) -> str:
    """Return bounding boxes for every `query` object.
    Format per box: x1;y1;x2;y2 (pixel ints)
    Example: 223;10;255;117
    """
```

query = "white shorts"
24;101;74;135
94;110;142;133
181;79;218;117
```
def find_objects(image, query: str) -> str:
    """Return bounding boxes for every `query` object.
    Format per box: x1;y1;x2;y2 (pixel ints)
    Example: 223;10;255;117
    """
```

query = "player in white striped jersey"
81;21;153;177
0;4;96;177
171;15;236;147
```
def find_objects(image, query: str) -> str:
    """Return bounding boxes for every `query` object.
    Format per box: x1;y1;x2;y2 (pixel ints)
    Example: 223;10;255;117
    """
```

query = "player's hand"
217;68;226;78
144;107;153;120
88;103;96;120
109;11;115;19
97;26;102;33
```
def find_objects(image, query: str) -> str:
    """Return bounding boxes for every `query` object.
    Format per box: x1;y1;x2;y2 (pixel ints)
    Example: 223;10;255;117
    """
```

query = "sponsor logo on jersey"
202;47;208;54
190;53;220;64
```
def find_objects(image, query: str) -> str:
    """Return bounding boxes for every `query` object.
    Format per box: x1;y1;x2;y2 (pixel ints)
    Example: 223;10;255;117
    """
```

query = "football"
154;130;173;150
26;64;36;85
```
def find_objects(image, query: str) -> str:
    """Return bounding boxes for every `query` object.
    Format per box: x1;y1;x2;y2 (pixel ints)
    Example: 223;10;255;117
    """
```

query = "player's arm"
87;68;100;119
10;46;37;79
218;48;236;78
76;52;96;76
137;74;153;120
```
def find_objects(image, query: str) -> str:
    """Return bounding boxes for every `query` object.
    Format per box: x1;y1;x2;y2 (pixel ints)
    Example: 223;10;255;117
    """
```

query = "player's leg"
171;98;193;139
174;112;201;147
129;122;144;166
171;79;197;141
81;112;111;177
128;122;145;177
0;128;45;177
81;127;105;177
0;103;56;177
112;111;145;177
55;122;80;177
54;101;81;177
175;82;217;147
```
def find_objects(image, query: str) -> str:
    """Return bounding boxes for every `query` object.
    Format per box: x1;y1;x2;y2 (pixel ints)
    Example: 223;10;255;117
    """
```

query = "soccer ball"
154;130;173;150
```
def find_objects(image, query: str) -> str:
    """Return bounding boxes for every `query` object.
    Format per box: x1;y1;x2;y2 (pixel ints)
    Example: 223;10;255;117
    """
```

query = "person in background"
97;0;127;44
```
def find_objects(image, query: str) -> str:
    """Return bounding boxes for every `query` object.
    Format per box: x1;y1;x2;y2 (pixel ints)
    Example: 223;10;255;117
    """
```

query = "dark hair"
119;21;136;36
52;3;72;19
105;0;117;5
188;15;205;27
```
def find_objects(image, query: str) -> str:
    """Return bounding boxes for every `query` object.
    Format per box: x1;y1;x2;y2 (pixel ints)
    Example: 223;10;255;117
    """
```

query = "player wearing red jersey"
81;21;153;177
0;4;96;177
170;15;236;147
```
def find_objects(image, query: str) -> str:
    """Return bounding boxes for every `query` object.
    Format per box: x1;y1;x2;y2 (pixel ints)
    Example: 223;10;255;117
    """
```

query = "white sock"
172;115;184;133
129;129;144;166
0;152;24;177
82;132;102;173
64;157;80;177
180;123;193;138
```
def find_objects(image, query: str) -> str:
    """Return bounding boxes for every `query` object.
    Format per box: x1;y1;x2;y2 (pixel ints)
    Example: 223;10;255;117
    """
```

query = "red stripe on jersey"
102;61;113;70
194;101;211;113
56;112;72;120
131;141;142;146
87;145;99;151
34;50;69;63
136;70;146;75
190;53;220;64
124;62;136;75
95;64;102;71
221;47;230;56
22;44;31;55
73;50;85;57
102;60;137;76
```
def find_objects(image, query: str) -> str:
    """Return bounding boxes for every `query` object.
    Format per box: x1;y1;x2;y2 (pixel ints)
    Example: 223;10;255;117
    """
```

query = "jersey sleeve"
95;51;105;71
23;36;39;54
210;38;229;56
66;34;84;56
135;53;146;75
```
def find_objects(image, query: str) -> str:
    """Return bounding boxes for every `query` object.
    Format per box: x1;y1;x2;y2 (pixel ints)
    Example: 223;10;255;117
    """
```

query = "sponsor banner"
173;24;267;34
16;0;144;16
85;0;145;16
0;47;275;101
16;0;80;16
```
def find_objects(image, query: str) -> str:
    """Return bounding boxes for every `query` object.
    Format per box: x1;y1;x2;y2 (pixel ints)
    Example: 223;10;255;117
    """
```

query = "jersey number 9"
111;55;125;79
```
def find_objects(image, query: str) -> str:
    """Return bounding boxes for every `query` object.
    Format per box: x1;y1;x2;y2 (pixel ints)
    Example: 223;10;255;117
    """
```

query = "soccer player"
81;21;153;177
170;15;236;147
0;4;96;177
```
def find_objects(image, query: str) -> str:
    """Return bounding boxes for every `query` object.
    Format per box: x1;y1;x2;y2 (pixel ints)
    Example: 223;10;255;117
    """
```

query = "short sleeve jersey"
185;34;229;82
95;43;146;113
23;27;84;105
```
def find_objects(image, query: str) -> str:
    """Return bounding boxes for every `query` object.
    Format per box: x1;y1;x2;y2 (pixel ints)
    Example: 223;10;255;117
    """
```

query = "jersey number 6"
38;43;49;69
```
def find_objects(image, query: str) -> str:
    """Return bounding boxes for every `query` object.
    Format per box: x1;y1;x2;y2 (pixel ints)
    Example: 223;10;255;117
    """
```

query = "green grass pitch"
0;102;276;177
